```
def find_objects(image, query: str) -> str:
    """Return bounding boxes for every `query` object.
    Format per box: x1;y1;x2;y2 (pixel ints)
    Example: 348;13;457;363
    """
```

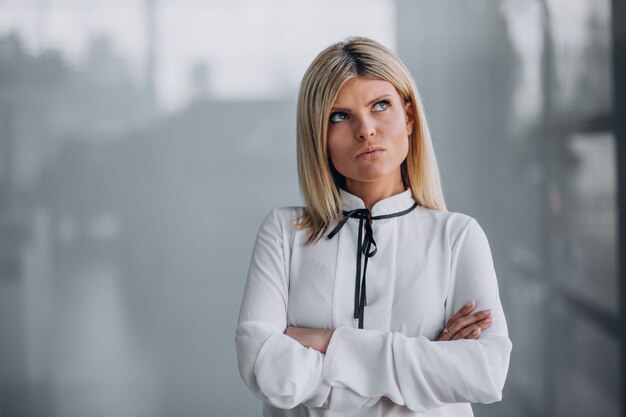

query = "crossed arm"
235;209;512;411
285;299;494;354
284;300;494;404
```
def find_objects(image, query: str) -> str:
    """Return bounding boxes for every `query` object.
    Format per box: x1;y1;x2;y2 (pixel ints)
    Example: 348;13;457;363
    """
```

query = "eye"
329;112;349;123
372;100;390;112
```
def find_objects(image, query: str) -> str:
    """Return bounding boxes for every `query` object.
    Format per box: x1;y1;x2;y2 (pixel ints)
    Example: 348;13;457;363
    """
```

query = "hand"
284;326;334;353
436;300;493;341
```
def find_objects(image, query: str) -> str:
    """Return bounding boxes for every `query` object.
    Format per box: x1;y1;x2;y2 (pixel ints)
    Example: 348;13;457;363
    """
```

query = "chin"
354;168;397;182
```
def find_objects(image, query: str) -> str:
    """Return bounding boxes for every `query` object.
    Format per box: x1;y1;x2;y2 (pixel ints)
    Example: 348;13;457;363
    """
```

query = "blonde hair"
294;36;447;245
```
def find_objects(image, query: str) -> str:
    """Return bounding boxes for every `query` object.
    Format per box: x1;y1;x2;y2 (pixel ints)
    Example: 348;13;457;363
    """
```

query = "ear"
404;101;415;136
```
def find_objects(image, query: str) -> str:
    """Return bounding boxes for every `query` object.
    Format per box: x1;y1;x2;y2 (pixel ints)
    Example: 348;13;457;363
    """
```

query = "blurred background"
0;0;623;416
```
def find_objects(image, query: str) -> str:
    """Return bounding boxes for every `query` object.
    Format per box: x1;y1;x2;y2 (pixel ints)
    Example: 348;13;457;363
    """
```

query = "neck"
344;177;405;212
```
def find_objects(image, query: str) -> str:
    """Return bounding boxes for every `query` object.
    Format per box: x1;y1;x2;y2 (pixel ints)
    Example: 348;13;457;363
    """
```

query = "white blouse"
235;188;512;417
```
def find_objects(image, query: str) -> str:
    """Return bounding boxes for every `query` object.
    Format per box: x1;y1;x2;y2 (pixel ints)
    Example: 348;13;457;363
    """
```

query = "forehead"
333;77;399;105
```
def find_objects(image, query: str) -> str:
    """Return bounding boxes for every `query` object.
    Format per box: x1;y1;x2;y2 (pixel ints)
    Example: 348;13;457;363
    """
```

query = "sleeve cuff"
253;333;327;408
302;378;331;408
322;327;395;398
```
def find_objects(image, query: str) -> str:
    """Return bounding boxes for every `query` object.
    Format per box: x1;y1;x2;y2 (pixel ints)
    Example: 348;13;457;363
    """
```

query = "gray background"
0;0;621;416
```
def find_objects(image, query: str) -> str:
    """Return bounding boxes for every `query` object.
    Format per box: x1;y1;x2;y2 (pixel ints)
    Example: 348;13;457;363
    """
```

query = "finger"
453;324;482;340
437;322;457;341
436;327;453;341
446;300;476;326
448;309;492;336
445;300;476;328
477;315;494;331
466;327;482;339
454;316;495;340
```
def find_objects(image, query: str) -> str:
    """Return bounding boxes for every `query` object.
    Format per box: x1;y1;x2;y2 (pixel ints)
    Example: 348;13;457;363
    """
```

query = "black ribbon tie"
327;200;418;329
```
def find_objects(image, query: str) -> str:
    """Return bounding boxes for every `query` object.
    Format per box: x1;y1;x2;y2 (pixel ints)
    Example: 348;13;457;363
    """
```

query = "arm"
234;208;379;410
285;301;496;408
235;208;329;409
321;217;512;413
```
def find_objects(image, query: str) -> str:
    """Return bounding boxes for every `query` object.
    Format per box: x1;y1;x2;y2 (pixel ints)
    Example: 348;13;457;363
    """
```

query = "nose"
355;115;376;140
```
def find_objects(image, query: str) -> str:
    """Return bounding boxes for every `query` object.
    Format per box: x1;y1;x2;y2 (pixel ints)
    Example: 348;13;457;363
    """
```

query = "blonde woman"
235;36;512;417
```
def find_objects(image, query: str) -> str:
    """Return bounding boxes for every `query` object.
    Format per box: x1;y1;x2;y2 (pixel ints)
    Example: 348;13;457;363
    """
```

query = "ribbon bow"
327;202;418;329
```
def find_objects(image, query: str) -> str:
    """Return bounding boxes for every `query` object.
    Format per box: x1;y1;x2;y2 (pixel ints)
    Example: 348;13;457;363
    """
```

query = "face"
326;77;414;192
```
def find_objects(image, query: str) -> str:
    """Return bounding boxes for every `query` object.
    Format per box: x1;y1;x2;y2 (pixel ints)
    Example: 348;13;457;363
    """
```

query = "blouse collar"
339;187;417;217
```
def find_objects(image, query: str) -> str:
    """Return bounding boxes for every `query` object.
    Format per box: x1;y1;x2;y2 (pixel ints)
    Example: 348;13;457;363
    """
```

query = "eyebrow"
330;94;392;113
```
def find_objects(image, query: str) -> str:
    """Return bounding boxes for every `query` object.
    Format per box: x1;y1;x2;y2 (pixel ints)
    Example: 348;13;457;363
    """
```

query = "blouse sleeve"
321;217;513;413
234;208;380;410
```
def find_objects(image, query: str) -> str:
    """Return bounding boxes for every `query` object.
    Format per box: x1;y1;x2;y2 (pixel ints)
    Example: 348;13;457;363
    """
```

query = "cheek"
327;132;349;166
386;118;410;155
400;135;410;157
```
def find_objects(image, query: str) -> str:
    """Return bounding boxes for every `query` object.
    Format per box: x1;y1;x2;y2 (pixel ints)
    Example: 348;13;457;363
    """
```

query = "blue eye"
329;112;349;123
373;100;390;111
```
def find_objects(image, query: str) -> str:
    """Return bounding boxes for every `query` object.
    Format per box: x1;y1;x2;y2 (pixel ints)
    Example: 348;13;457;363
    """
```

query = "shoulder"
263;206;304;227
413;205;476;234
272;206;305;222
412;205;490;251
256;206;305;238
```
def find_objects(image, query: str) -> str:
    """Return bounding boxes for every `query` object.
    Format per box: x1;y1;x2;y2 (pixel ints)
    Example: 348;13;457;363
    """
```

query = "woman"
235;36;512;417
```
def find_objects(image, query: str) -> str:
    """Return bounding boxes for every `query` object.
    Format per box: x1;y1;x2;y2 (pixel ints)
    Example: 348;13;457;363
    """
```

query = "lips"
356;146;386;159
